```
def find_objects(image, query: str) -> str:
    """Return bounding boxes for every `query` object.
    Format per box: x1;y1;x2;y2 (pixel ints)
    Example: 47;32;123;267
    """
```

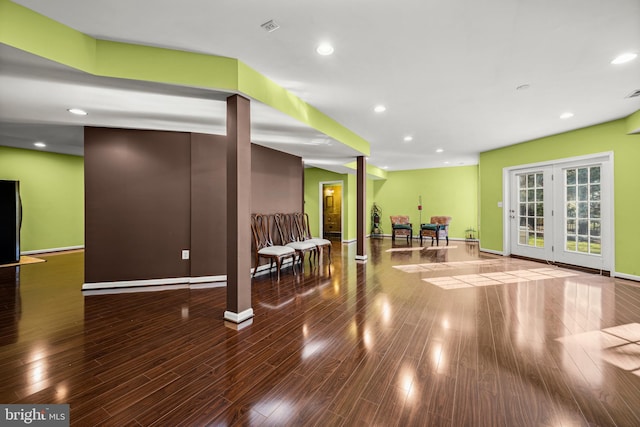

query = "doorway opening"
320;182;343;241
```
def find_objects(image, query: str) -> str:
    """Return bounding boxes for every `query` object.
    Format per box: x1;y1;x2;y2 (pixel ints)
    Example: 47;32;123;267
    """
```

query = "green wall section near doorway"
479;117;640;277
373;165;479;240
0;146;84;252
305;165;478;242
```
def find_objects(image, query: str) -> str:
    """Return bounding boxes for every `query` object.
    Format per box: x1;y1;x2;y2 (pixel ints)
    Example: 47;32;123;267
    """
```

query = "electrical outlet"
181;250;190;260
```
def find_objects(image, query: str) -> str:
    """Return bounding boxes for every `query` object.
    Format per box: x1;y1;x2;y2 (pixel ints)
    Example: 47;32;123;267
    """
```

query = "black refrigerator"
0;180;21;265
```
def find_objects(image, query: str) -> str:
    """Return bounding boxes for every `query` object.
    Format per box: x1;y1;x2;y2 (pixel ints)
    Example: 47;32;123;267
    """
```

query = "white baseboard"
189;275;226;285
480;247;506;256
22;245;84;255
355;254;368;261
224;308;254;324
613;272;640;282
82;276;190;291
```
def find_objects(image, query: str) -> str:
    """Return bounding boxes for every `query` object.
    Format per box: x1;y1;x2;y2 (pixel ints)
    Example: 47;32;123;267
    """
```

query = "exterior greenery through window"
565;166;601;254
518;172;544;247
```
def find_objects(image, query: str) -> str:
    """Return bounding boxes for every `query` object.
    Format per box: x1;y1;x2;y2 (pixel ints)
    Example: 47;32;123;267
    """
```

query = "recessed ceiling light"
560;112;574;119
382;166;389;169
34;142;46;148
611;52;637;65
374;105;386;113
444;161;450;164
316;43;334;56
403;136;413;142
436;148;444;153
68;108;87;116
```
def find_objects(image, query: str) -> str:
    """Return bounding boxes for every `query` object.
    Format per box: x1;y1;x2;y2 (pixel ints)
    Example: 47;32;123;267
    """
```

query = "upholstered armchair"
390;215;413;243
420;216;452;246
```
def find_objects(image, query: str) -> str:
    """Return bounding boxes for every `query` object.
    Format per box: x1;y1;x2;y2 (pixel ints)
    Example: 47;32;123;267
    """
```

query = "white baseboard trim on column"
355;254;368;262
224;308;255;324
480;248;506;256
614;272;640;282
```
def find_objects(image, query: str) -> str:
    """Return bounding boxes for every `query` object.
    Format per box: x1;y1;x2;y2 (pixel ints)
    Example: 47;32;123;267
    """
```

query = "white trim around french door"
503;152;614;273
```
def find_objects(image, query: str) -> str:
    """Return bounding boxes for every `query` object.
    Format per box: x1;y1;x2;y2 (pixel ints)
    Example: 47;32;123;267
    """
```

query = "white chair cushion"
286;241;317;251
307;238;331;246
258;246;295;256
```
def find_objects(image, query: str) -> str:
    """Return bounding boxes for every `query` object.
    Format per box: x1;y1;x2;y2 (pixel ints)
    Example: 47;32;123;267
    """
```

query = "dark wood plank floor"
1;240;640;426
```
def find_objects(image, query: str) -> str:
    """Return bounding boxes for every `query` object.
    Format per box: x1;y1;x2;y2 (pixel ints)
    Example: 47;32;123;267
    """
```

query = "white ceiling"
1;0;639;172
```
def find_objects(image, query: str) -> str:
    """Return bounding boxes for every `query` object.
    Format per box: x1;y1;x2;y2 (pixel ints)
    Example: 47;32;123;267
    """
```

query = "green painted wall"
479;118;640;276
373;166;479;239
0;147;84;252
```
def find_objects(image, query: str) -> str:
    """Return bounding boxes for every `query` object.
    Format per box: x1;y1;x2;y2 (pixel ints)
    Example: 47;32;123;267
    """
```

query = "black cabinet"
0;180;21;265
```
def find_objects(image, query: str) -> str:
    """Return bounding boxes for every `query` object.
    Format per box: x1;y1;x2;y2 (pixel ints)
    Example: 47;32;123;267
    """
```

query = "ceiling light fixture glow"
404;136;413;142
436;148;444;153
611;52;637;65
67;108;87;116
560;112;574;119
374;105;386;113
316;43;334;56
34;142;46;148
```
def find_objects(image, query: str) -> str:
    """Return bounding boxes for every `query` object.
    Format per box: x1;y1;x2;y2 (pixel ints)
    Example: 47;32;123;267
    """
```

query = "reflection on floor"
393;259;505;272
557;323;640;376
385;245;458;253
422;267;578;290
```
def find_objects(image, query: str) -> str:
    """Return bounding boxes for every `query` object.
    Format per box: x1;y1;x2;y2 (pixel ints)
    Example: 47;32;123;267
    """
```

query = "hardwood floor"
1;240;640;426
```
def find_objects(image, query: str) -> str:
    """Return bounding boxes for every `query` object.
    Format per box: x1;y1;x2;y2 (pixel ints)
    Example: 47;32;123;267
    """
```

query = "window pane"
578;202;588;218
566;169;576;185
536;203;543;216
527;174;534;187
536;189;544;201
535;233;544;247
590;238;601;254
528;189;535;201
536;173;543;187
590;202;601;219
590;184;600;201
566;235;576;251
566;219;576;234
567;186;576;201
520;190;527;202
520;203;526;216
578;235;588;253
578;219;588;235
578;168;588;184
528;217;535;230
528;203;535;216
590;166;600;184
519;229;527;245
536;217;544;231
578;185;588;201
567;202;576;218
590;220;601;236
520;217;527;227
519;175;526;187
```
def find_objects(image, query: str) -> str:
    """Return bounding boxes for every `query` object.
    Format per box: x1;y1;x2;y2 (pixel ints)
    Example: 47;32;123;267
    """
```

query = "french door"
507;154;612;271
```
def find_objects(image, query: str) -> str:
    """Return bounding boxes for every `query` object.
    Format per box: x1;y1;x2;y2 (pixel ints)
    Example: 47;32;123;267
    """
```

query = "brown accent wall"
190;133;227;277
251;144;303;214
84;127;303;284
84;127;191;283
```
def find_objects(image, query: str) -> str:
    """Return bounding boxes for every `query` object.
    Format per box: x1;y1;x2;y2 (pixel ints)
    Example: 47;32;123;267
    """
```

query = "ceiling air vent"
626;89;640;98
260;20;280;33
